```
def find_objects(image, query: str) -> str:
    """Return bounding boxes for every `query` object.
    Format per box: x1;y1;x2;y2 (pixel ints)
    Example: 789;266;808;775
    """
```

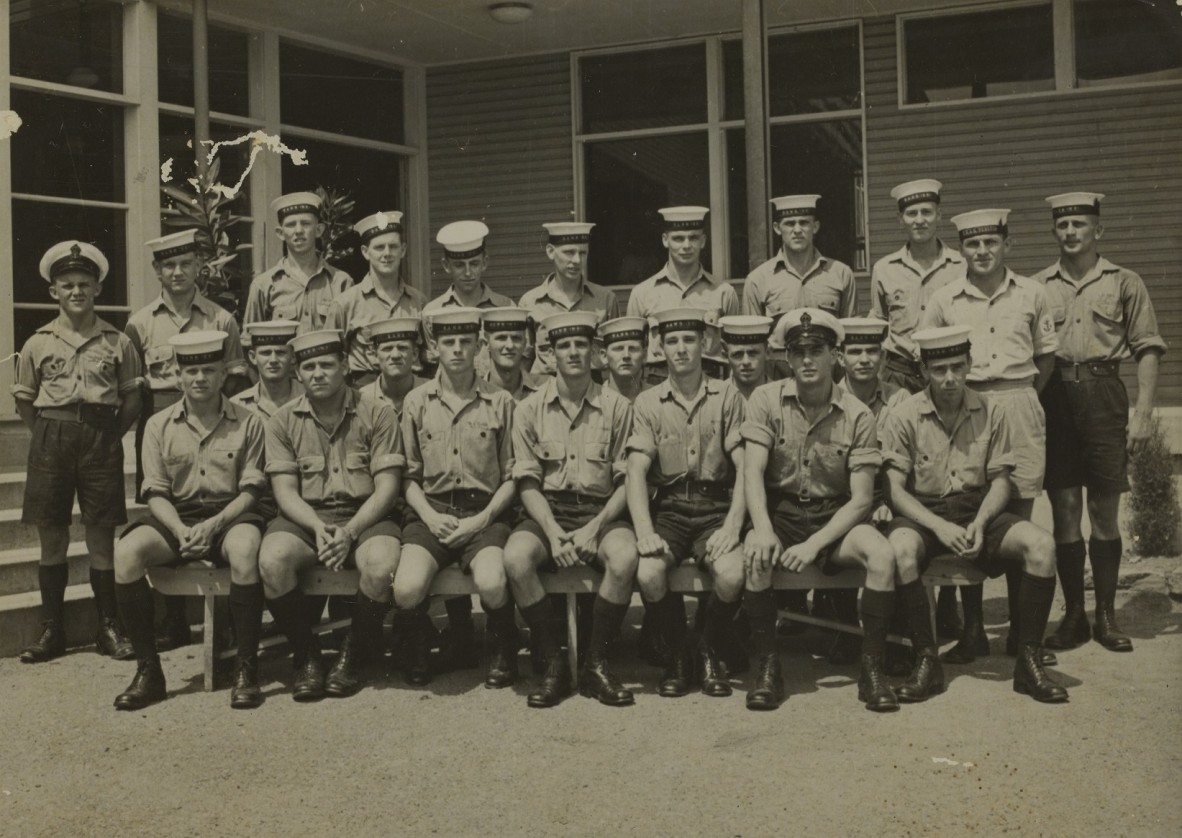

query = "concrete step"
0;469;138;509
0;583;106;659
0;542;91;597
0;502;147;551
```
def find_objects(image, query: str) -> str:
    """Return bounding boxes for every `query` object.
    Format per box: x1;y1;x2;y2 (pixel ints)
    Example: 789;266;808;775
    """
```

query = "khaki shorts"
971;383;1045;499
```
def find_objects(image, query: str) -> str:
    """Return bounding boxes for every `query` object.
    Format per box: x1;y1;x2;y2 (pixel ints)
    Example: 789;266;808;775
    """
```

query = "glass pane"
723;27;861;120
157;12;251;116
9;0;122;93
158;115;254;216
903;5;1054;104
583;133;710;286
14;308;129;361
281;137;405;281
580;45;707;133
279;41;405;144
1075;0;1182;86
10;90;124;202
727;121;865;277
12;199;128;307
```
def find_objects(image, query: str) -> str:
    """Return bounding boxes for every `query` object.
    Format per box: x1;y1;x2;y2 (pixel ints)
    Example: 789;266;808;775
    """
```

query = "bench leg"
925;584;938;648
566;593;579;689
203;593;216;692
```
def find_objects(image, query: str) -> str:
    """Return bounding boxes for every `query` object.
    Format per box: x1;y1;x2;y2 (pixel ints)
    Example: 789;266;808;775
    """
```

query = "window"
9;0;122;93
280;41;405;144
1074;0;1182;87
157;12;251;116
722;27;861;119
580;45;708;133
902;4;1055;104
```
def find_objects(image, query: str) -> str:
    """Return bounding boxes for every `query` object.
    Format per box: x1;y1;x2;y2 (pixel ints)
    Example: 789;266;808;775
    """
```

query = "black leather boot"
485;602;521;689
895;649;945;703
857;653;899;712
579;652;634;706
745;653;784;711
1004;633;1058;665
114;657;167;710
1012;644;1068;702
658;647;694;698
404;609;433;686
1045;541;1090;651
292;637;327;702
230;655;263;709
436;603;479;672
1045;607;1091;651
527;654;572;708
941;586;990;664
20;620;66;664
325;632;367;697
1091;539;1133;652
699;643;732;697
934;586;962;640
1093;606;1133;653
95;617;135;660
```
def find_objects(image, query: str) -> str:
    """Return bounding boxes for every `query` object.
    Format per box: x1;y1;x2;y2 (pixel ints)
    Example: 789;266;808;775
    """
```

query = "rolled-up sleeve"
369;402;405;473
223;320;249;378
879;411;914;475
400;395;425;483
1121;270;1168;358
609;400;632;483
496;392;515;481
238;414;268;491
511;400;543;483
984;401;1016;480
264;413;298;476
847;409;882;471
140;415;173;500
1030;283;1059;358
625;393;658;459
12;336;40;401
740;386;776;448
720;386;745;453
116;334;145;394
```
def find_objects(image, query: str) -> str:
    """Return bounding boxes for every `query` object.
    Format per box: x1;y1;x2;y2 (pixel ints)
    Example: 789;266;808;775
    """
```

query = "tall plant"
1126;414;1182;557
314;185;357;268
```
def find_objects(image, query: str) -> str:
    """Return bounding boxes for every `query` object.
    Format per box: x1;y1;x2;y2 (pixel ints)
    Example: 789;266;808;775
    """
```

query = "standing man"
325;211;426;388
741;195;857;330
921;208;1059;664
232;320;303;421
598;317;649;402
1033;192;1166;653
502;312;639;708
518;222;621;376
244;192;352;333
626;308;747;698
259;330;404;701
482;307;546;402
869;179;966;394
625;207;738;384
394;309;520;689
740;309;899;713
357;316;427;416
113;332;267;710
13;242;142;663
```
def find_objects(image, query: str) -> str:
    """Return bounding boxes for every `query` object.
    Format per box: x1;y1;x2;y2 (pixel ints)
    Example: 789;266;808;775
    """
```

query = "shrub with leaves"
1126;414;1181;557
314;185;357;268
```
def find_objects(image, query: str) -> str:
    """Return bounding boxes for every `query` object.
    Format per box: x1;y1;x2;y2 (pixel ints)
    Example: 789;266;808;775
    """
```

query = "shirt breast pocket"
806;286;842;314
657;436;689;476
144;345;176;382
297;455;326;497
273;304;299;321
812;438;850;484
209;445;241;488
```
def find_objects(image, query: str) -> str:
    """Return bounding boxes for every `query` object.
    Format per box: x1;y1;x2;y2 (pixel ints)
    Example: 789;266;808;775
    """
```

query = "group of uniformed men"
13;178;1164;716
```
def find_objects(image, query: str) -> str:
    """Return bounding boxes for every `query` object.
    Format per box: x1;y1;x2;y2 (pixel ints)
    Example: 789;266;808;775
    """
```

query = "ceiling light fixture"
488;2;533;24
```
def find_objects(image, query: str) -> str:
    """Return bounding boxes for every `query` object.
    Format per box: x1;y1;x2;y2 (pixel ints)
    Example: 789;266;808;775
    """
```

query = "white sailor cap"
271;191;321;223
39;240;109;283
288;330;345;363
437;220;490;259
778;308;843;347
658;206;709;231
840;316;889;346
145;229;199;261
654;308;707;336
541;311;598;341
719;315;773;346
481;307;531;334
913;325;973;361
245;319;299;347
951;209;1011;240
169;330;228;365
770;194;821;222
430;307;483;336
368;316;421;346
354;211;404;245
1046;192;1104;219
890;179;943;210
598;316;648;345
543;222;595;245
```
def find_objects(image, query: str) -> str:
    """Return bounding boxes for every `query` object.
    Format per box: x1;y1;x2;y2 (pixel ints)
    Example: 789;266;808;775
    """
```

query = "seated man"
502;312;639;708
113;332;267;710
626;308;747;698
259;330;404;701
718;315;790;401
741;309;900;713
882;326;1067;703
482;307;546;403
357;316;427;417
599;317;649;403
393;308;520;688
232;319;303;422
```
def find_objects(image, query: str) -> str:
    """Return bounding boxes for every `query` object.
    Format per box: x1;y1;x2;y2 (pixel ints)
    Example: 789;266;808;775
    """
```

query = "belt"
967;377;1035;393
1055;360;1121;383
657;478;732;502
767;490;844;507
884;350;921;376
545;489;609;506
38;403;118;425
426;488;492;510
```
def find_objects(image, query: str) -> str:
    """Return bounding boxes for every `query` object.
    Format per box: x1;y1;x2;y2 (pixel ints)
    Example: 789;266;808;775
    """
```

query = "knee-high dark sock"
1089;537;1123;610
1005;566;1023;635
304;594;328;629
38;564;69;626
743;588;777;657
960;584;984;629
351;592;389;651
115;578;157;662
162;594;187;625
267;588;312;660
860;588;895;657
482;599;520;645
831;588;859;626
702;592;741;650
229;583;265;662
1056;541;1088;610
587;595;628;659
1018;572;1056;647
327;594;354;627
898;580;936;651
445;595;474;626
90;568;117;621
521;599;560;660
654;591;687;650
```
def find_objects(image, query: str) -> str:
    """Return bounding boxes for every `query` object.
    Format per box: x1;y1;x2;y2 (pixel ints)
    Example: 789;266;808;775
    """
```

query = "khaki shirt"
264;387;404;509
626;265;739;363
125;293;247;393
357;376;427;419
741;380;880;498
230;381;304;420
1031;257;1167;363
837;379;909;424
869;241;966;360
423;284;515;375
881;388;1014;498
518;274;622;374
324;273;427;374
921;270;1058;383
741;250;857;322
401;377;514;496
244;256;353;334
141;397;266;505
511;378;632;498
13;316;143;408
484;369;546;403
627;376;743;487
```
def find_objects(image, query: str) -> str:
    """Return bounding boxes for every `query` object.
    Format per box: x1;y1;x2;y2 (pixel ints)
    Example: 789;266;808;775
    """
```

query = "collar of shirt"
438;284;496;308
275;255;332;287
657;374;719;412
838;379;886;410
541;376;603;412
292;386;360;434
40;315;118;349
779;378;846;417
653;263;714;294
150;291;218;320
773;249;830;281
950;267;1020;302
538;273;590;307
169;394;238;434
916;386;985;429
888;240;964;277
422;373;497;404
358;272;412;307
1043;256;1118;291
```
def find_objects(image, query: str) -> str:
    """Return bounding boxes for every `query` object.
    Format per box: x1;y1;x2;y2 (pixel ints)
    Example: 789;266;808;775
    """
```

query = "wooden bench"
146;558;985;692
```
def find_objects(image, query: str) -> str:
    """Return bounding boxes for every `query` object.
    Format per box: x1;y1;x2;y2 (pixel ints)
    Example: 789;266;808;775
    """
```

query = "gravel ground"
2;574;1180;837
